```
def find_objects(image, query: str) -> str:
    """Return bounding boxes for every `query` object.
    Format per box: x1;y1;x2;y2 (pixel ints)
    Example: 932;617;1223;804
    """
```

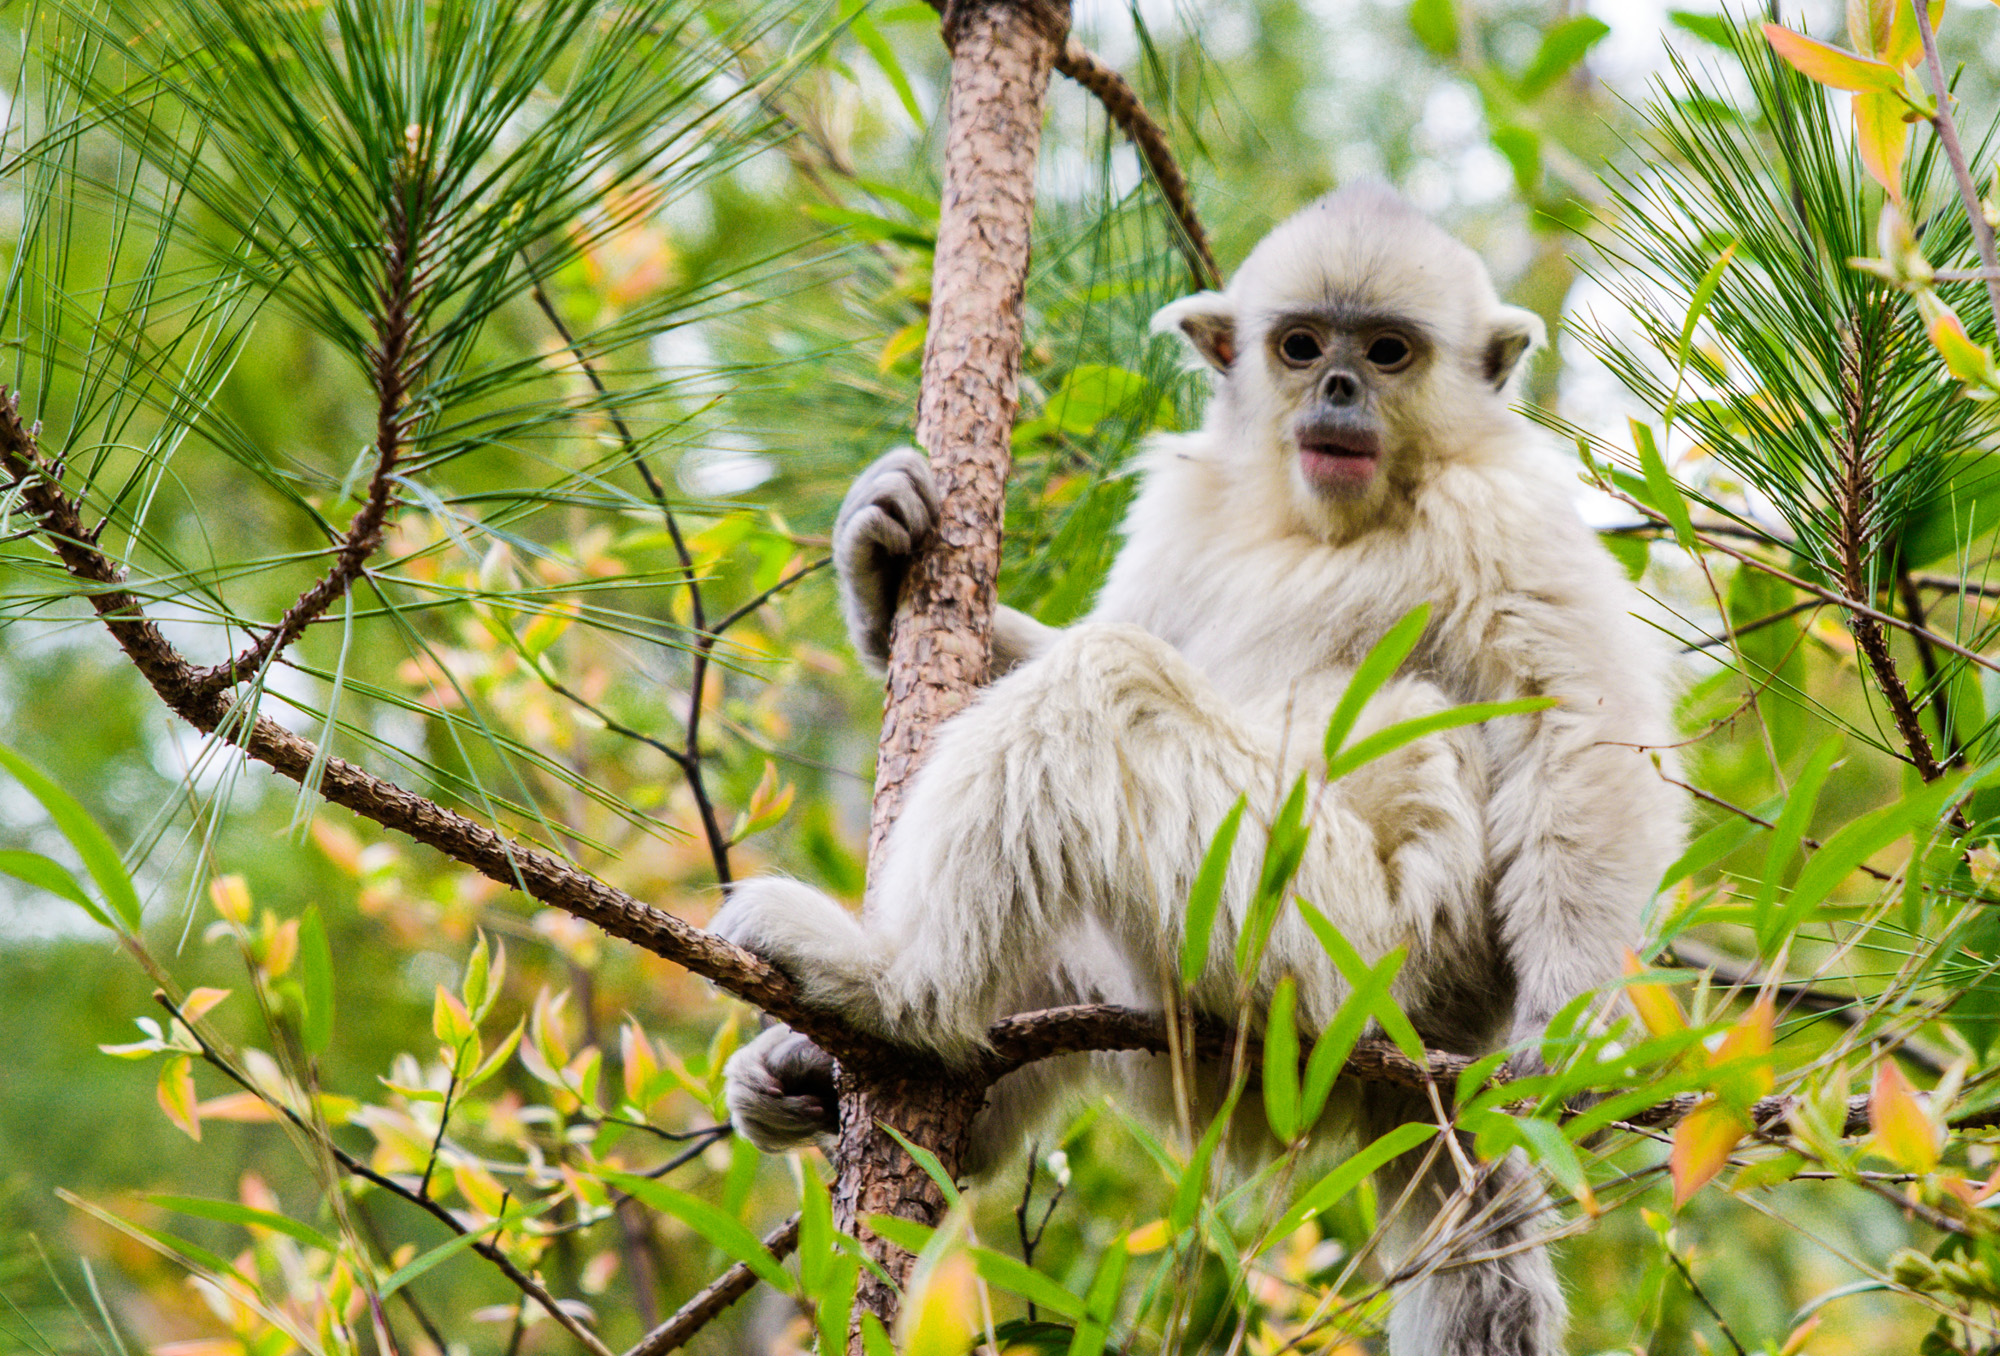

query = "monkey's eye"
1366;334;1414;371
1277;328;1324;367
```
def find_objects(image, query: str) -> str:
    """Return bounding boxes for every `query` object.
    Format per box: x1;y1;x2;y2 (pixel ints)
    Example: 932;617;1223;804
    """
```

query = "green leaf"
1490;125;1542;196
876;1124;962;1208
1753;737;1843;952
845;5;924;128
1669;10;1737;46
381;1212;521;1297
1068;1240;1129;1356
1262;977;1301;1141
1295;901;1426;1064
1299;956;1395;1126
1259;1123;1438;1250
1631;420;1696;552
1657;811;1763;894
1238;776;1311;973
150;1195;338;1253
971;1247;1087;1320
1325;697;1555;782
1182;797;1246;988
298;905;334;1055
1770;773;1963;942
1666;242;1738;429
1518;16;1611;97
1170;1084;1242;1233
1899;454;2000;568
604;1173;794;1293
0;849;114;930
862;1213;938;1257
1323;602;1431;765
0;744;141;932
861;1314;896;1356
1408;0;1459;56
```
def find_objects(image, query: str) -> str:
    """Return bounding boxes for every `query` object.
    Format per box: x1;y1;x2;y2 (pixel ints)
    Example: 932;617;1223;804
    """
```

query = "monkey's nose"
1323;370;1361;406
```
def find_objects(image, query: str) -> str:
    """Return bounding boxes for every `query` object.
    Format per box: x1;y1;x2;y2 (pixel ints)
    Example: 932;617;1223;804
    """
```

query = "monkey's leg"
1363;1088;1567;1356
717;622;1483;1057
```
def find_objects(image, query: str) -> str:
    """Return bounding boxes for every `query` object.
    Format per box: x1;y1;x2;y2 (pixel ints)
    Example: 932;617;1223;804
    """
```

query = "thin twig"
1912;0;2000;324
154;994;613;1356
1053;37;1218;289
524;263;733;887
621;1215;801;1356
190;196;427;695
1664;1247;1749;1356
1680;598;1822;652
1606;483;2000;677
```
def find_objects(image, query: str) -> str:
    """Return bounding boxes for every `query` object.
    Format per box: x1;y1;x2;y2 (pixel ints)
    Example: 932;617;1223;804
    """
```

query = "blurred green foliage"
3;0;2000;1354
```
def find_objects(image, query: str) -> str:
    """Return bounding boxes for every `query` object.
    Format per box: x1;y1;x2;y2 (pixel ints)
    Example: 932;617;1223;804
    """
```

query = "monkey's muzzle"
1296;428;1382;494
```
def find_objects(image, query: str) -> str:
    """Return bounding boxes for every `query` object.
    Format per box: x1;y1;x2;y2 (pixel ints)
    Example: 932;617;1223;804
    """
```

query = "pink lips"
1298;435;1381;491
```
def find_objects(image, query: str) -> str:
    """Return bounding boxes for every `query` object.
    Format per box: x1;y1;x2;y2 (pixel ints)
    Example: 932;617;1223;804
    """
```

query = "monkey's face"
1260;306;1427;504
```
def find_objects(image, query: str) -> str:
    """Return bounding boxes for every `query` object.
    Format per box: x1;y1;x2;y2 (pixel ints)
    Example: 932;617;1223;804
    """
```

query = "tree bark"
842;0;1069;1346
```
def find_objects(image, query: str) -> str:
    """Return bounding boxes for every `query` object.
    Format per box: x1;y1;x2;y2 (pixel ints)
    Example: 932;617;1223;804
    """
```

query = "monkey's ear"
1482;306;1546;390
1151;292;1238;372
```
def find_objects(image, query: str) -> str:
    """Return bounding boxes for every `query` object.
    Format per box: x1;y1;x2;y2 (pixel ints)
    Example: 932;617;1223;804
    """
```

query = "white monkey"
713;185;1683;1356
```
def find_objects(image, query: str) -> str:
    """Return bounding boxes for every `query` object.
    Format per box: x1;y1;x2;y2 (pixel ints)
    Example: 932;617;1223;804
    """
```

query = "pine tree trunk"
839;0;1070;1346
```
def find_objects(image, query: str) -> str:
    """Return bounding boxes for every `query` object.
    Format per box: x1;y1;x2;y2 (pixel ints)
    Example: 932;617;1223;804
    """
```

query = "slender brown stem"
621;1215;801;1356
523;265;734;887
1912;0;2000;325
190;197;427;695
1896;566;1959;764
1053;37;1218;289
155;994;612;1356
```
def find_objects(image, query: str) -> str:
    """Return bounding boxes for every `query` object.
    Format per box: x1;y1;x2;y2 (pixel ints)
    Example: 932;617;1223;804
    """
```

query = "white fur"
714;186;1684;1356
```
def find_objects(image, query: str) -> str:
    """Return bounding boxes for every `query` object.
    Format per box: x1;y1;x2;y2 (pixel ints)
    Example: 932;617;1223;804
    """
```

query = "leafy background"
3;0;2000;1353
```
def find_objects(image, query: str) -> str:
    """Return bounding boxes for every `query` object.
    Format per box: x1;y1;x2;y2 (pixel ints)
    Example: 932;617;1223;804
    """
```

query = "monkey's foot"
725;1025;839;1152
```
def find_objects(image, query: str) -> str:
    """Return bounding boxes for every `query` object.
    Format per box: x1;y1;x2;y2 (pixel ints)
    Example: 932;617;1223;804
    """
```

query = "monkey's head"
1153;185;1545;535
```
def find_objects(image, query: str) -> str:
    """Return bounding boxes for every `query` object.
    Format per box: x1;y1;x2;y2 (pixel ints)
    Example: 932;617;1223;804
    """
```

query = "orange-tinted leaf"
1762;23;1901;91
1779;1315;1823;1356
1870;1060;1941;1172
179;987;232;1024
1713;996;1776;1096
1847;0;1893;57
1624;950;1686;1036
195;1091;281;1122
1883;0;1945;68
1671;1098;1746;1208
1928;306;1998;384
1853;92;1910;198
159;1054;202;1141
1125;1219;1172;1255
208;875;252;925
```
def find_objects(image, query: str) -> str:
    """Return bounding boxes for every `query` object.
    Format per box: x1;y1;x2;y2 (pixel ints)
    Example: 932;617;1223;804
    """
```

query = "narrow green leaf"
150;1195;338;1253
1296;902;1425;1063
1773;774;1962;940
1518;16;1611;97
0;744;141;932
1182;797;1246;988
799;1168;835;1293
1170;1084;1242;1233
0;849;113;930
1326;697;1554;782
1068;1240;1129;1356
861;1314;896;1356
1238;776;1311;974
845;5;924;127
1657;812;1764;893
1631;420;1696;552
1258;1123;1438;1250
605;1173;794;1293
1299;959;1397;1126
862;1213;937;1257
818;1255;861;1356
298;905;334;1055
876;1124;962;1208
1323;602;1432;765
1262;977;1301;1141
1673;242;1738;389
970;1247;1087;1320
1753;737;1842;951
380;1214;518;1297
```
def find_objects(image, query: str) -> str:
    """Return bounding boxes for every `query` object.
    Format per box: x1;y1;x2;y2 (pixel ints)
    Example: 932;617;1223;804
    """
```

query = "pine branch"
622;1215;801;1356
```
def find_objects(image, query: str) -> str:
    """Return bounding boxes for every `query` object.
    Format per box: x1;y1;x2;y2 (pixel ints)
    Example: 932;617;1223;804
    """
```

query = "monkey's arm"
837;447;1056;678
1479;579;1684;1073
